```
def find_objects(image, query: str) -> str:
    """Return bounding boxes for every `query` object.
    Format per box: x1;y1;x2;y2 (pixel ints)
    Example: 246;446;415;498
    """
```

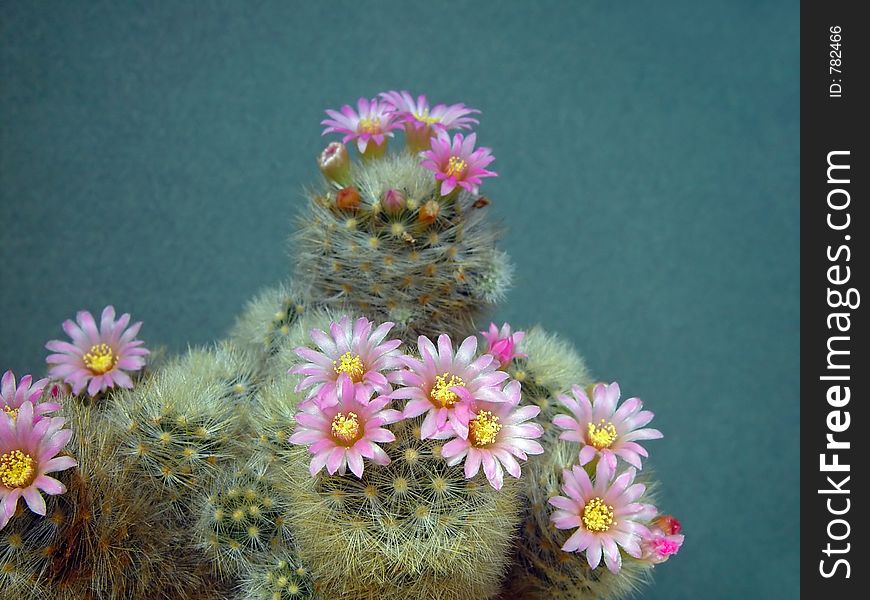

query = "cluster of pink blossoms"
1;370;77;530
320;91;498;196
288;318;543;489
0;304;148;530
547;381;683;573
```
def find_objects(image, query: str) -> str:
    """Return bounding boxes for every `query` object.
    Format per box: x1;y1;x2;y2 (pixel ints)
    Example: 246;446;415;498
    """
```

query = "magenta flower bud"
382;188;405;214
318;142;350;184
480;322;527;369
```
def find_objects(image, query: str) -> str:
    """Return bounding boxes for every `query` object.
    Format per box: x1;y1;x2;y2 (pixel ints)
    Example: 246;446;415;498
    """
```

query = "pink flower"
1;370;60;422
45;306;150;397
441;380;544;490
421;132;497;196
321;97;401;156
391;334;510;440
380;91;479;152
289;375;402;478
480;322;526;369
1;401;78;529
640;515;684;564
549;460;656;574
553;382;662;471
290;316;403;407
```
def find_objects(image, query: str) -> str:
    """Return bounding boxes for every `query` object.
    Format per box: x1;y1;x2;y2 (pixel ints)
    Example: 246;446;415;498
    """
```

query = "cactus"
293;152;512;343
500;437;655;600
229;282;313;368
194;459;294;577
499;328;665;599
282;416;520;600
109;347;248;511
3;91;684;600
236;552;316;600
0;400;214;600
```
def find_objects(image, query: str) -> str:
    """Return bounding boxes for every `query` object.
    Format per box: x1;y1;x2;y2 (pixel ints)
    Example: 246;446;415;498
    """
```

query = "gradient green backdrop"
1;1;799;598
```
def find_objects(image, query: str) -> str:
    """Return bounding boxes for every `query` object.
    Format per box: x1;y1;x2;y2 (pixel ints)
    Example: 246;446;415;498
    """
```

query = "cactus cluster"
1;91;683;600
0;400;215;600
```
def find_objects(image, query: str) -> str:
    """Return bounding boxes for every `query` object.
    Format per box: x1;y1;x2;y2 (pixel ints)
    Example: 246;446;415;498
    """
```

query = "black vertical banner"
802;1;868;596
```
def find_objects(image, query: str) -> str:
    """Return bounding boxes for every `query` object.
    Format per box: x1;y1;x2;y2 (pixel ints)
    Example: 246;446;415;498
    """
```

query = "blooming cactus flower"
45;306;149;397
1;370;59;422
553;382;662;471
640;514;685;564
290;316;403;407
380;90;479;152
0;401;78;529
420;132;497;196
290;375;402;478
321;97;401;157
549;460;656;573
392;334;510;440
480;322;527;369
440;380;544;490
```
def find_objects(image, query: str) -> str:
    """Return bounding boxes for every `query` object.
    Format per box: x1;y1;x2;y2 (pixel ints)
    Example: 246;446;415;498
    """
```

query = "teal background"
1;1;799;598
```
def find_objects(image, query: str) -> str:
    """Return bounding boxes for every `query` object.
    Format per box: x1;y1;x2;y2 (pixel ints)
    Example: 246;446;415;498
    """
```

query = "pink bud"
318;142;350;184
382;188;405;213
653;515;682;536
480;322;527;369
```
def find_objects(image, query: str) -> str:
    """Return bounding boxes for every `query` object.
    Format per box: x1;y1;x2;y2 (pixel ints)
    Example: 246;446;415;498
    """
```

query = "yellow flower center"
445;156;468;178
582;497;615;533
2;406;18;421
587;420;618;450
414;110;441;125
331;412;361;445
83;343;118;375
468;410;502;447
0;449;35;489
358;117;381;134
333;352;365;383
430;373;465;408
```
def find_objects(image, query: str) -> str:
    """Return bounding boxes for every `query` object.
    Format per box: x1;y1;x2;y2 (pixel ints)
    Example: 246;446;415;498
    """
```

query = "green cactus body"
282;416;520;600
236;552;315;600
0;401;212;600
229;282;313;367
294;153;511;343
109;348;249;510
194;461;294;577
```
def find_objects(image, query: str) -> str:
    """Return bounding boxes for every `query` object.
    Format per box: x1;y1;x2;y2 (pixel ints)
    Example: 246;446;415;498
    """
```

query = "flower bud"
318;142;350;184
418;199;440;225
382;188;405;214
335;186;361;210
653;515;682;536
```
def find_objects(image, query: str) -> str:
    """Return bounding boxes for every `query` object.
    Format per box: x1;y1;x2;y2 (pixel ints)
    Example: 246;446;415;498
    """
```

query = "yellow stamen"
468;410;502;447
333;352;365;383
587;419;618;450
445;156;468;178
430;373;465;408
0;449;35;488
2;406;18;421
82;343;118;375
358;117;381;134
414;110;441;125
582;497;615;533
331;412;361;444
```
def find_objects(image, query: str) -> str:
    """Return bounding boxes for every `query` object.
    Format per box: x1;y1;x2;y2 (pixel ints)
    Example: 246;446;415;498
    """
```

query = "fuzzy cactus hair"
293;152;512;344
